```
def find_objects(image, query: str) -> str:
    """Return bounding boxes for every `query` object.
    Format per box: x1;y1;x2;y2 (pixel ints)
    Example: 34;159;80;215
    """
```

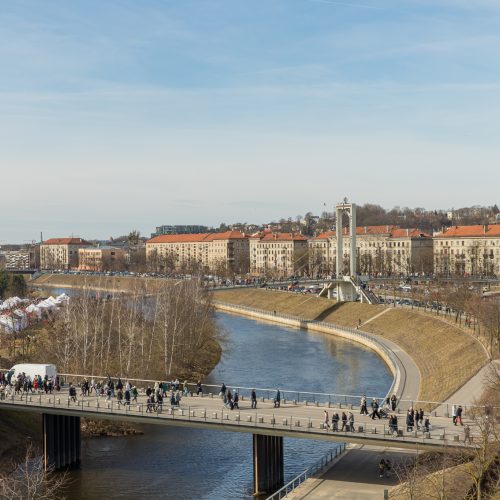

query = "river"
60;310;392;499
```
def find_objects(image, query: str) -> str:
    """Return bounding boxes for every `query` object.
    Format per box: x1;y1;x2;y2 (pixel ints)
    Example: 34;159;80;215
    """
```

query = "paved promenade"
289;445;414;499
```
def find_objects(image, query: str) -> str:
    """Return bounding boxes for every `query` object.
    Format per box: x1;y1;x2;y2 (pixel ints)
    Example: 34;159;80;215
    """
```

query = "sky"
1;0;499;243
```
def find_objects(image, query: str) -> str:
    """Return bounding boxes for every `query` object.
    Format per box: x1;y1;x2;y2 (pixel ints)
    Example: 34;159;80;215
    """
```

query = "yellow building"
146;231;249;274
40;238;91;270
433;224;500;276
249;232;308;277
309;226;433;277
78;246;126;272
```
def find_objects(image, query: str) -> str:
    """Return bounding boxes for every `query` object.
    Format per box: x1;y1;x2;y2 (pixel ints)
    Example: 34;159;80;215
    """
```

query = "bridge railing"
265;443;347;500
0;391;481;446
2;368;497;418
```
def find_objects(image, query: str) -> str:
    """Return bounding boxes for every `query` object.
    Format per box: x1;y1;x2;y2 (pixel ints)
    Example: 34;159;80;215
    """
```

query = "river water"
60;310;392;499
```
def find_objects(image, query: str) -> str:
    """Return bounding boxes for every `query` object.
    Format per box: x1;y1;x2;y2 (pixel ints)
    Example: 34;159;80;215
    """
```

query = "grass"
212;288;384;326
211;288;488;403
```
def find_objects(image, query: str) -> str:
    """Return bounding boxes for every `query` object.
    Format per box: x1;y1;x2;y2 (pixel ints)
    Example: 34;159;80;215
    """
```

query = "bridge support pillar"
253;434;284;496
43;413;81;470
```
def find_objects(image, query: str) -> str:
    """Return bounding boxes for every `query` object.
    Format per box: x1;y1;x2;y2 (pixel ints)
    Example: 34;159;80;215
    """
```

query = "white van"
9;363;57;382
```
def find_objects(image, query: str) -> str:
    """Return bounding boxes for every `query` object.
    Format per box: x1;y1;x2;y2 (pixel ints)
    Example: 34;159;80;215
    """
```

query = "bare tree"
0;443;69;499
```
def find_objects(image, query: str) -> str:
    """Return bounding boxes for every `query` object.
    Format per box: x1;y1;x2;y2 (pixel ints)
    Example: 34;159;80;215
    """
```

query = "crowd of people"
0;371;60;398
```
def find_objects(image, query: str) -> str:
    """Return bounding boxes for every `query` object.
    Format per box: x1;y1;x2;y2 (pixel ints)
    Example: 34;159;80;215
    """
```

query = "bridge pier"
43;414;81;470
253;434;284;496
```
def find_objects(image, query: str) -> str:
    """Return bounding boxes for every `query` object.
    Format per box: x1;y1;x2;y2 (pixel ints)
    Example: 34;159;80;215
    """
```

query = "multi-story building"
0;245;40;269
150;225;211;238
249;232;308;277
40;238;91;270
433;224;500;276
309;226;433;277
78;246;126;272
146;231;249;274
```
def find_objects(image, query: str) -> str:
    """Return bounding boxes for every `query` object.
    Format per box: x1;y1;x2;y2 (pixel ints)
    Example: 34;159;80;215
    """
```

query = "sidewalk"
289;445;415;499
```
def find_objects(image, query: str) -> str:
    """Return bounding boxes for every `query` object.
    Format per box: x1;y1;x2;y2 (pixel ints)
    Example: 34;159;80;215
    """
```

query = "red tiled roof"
259;232;307;242
43;238;91;245
437;225;500;238
147;231;247;244
312;226;430;240
391;228;432;238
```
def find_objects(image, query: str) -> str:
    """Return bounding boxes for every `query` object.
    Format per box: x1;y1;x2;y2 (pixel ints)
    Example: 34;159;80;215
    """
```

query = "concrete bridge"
0;380;486;497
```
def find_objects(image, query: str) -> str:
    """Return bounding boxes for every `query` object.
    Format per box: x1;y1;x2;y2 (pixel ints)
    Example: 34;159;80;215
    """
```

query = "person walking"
371;399;381;420
406;409;414;432
323;410;330;429
379;459;386;478
390;394;397;411
360;395;368;415
332;412;339;431
219;383;227;399
341;412;347;431
348;411;355;432
251;389;257;409
464;424;471;444
274;389;281;408
456;405;463;426
196;380;203;395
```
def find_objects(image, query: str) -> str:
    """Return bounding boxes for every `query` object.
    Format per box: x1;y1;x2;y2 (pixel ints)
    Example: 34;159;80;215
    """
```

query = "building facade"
309;226;433;277
433;225;500;276
78;246;126;272
151;225;211;238
146;231;249;274
249;233;308;277
40;238;91;270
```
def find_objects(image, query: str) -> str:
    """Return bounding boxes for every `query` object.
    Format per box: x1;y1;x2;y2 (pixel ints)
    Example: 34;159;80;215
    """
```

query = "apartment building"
78;246;126;272
249;232;308;277
309;226;433;276
146;231;249;274
433;224;500;276
40;238;91;270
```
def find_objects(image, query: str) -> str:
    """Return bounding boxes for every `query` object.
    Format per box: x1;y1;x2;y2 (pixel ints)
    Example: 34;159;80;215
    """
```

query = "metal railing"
265;443;347;500
0;391;478;447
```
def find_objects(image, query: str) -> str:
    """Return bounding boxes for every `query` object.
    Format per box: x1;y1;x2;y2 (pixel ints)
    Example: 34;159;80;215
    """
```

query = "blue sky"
1;0;499;242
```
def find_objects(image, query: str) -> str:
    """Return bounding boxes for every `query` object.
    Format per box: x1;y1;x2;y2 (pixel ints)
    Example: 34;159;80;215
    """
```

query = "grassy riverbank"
30;273;165;293
212;289;488;403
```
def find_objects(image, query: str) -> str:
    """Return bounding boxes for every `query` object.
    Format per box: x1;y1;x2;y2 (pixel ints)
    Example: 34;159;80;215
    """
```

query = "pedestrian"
456;405;463;426
341;412;347;431
360;395;368;415
69;383;77;403
371;399;381;420
452;404;457;425
323;410;330;429
379;459;386;478
219;383;226;399
196;380;203;396
424;416;430;433
233;392;239;410
274;389;281;408
406;409;414;432
390;394;397;411
251;389;257;409
348;411;355;432
332;412;339;431
464;424;471;444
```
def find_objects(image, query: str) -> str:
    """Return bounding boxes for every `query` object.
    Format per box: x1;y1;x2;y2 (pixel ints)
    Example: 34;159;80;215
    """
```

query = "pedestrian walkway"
360;307;391;327
435;359;500;416
289;445;414;499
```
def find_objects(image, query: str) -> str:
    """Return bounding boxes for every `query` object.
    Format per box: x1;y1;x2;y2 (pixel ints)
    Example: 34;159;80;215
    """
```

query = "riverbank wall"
213;301;404;403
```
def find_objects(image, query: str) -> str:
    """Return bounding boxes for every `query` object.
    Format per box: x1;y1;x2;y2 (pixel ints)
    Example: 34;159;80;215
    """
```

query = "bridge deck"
0;389;478;451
